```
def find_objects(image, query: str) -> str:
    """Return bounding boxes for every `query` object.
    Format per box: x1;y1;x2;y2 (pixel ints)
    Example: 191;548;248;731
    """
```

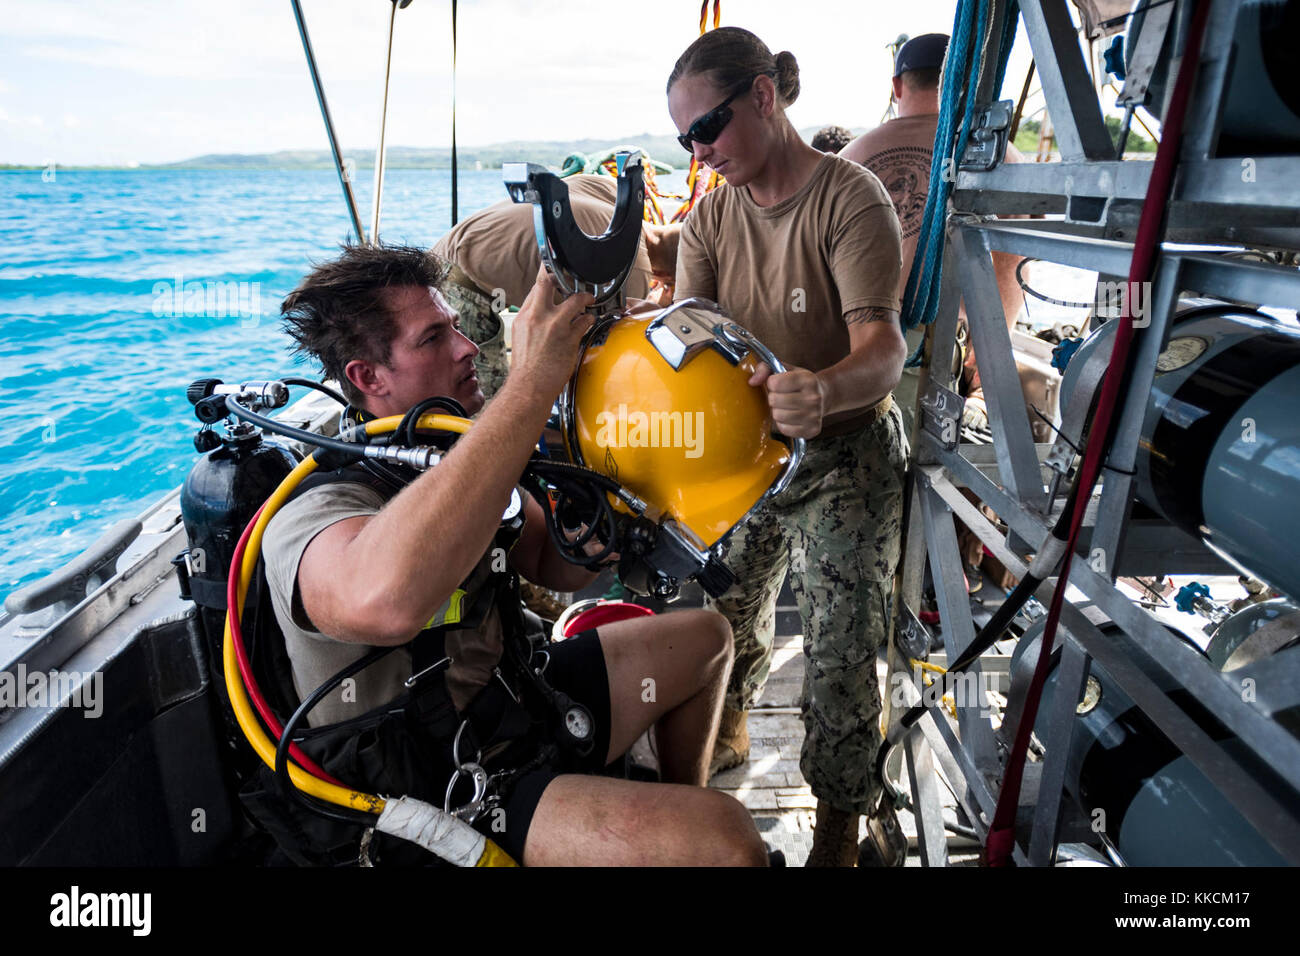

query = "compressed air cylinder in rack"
1010;621;1293;866
1061;305;1300;601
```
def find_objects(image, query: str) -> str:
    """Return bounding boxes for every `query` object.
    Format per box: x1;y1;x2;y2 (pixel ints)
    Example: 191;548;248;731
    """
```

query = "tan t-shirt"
839;113;940;304
262;481;504;726
673;152;902;434
433;173;654;305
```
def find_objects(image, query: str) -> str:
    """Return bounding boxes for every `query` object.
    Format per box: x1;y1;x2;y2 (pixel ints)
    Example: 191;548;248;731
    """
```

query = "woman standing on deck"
666;26;909;866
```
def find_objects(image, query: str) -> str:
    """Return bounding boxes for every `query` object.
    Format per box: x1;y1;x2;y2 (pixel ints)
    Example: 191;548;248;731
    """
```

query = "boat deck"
705;630;980;866
580;574;978;866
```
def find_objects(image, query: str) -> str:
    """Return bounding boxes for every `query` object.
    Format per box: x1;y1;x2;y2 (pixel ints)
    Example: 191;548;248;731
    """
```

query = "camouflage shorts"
440;277;509;401
705;401;908;814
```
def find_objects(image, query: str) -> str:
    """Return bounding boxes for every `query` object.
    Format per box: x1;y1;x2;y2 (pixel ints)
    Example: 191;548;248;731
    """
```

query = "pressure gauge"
565;706;593;741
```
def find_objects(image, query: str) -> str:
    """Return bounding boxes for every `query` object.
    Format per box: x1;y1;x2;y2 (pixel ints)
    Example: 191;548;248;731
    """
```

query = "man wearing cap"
433;174;681;401
841;33;1029;439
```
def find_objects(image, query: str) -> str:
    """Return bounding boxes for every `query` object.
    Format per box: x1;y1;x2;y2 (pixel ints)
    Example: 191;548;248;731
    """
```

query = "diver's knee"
693;609;734;664
706;791;768;866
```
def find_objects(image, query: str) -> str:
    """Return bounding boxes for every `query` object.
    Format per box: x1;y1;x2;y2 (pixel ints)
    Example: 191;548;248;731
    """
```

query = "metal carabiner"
445;720;493;821
444;761;491;821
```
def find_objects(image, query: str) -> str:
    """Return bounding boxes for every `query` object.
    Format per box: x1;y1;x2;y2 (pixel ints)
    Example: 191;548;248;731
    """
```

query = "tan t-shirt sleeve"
828;194;904;315
263;482;387;638
672;211;718;303
565;173;618;204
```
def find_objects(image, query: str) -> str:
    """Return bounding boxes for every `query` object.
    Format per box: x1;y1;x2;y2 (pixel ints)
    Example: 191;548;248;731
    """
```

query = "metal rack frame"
886;0;1300;866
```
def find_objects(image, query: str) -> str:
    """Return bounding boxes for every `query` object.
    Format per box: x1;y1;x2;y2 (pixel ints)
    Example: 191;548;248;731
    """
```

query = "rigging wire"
451;0;459;227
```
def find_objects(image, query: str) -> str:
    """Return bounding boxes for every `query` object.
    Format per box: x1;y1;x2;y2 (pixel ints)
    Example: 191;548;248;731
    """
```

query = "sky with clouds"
1;0;1051;167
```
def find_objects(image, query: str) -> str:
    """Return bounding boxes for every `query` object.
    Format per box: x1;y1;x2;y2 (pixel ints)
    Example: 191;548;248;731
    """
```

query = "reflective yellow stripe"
424;589;466;630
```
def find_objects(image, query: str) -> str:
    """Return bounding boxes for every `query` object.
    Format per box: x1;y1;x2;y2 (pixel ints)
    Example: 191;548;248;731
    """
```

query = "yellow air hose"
222;411;516;866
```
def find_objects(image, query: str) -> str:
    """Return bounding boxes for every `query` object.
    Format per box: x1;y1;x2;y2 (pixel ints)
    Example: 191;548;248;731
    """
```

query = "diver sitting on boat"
433;173;682;400
254;242;767;866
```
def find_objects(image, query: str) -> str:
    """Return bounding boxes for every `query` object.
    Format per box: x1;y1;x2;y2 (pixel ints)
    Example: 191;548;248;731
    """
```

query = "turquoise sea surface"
0;167;685;598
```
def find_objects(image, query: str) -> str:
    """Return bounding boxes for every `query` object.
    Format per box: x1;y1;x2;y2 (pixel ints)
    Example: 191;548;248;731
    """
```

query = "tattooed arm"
817;305;907;415
752;306;906;439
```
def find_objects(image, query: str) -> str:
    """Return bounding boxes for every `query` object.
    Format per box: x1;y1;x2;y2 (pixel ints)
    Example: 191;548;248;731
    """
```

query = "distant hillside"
154;137;690;172
1;126;869;172
157;126;870;171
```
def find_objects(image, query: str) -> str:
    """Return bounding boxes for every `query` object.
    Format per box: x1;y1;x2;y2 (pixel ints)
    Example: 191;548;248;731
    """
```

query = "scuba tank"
178;379;301;777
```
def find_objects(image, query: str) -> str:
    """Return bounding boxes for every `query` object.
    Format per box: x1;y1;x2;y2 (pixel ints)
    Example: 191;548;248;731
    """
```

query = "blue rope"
902;0;1020;367
901;0;982;336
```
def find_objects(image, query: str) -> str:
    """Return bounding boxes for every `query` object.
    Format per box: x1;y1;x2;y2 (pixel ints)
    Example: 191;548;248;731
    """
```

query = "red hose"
984;0;1213;866
226;504;345;787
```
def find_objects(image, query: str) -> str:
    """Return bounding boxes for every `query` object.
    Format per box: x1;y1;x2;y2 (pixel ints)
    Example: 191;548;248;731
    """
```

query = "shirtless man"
841;33;1030;437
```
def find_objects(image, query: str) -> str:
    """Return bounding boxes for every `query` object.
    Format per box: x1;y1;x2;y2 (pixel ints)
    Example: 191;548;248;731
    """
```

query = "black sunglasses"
676;71;775;153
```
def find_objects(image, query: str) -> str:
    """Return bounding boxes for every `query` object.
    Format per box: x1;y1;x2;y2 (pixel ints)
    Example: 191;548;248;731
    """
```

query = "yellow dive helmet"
557;297;804;598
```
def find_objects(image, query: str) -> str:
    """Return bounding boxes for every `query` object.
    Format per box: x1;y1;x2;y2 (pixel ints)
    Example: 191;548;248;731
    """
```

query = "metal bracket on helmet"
644;299;736;368
644;298;779;372
503;154;645;313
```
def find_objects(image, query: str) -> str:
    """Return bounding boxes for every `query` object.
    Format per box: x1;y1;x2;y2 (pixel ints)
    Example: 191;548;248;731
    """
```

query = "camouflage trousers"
706;400;908;814
440;274;510;401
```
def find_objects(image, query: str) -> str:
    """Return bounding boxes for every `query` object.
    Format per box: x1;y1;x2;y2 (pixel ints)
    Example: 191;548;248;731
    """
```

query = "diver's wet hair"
280;243;450;406
667;26;800;108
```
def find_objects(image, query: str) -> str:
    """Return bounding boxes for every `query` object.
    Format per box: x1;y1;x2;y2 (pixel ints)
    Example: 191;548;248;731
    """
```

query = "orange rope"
596;156;673;224
669;160;722;224
698;0;720;34
676;0;725;223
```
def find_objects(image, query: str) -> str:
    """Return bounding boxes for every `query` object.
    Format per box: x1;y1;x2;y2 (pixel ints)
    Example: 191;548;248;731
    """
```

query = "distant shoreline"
0;164;516;172
0;126;869;173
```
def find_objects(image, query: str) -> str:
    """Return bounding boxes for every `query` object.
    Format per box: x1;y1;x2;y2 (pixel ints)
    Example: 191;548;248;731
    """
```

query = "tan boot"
805;801;860;867
708;707;750;779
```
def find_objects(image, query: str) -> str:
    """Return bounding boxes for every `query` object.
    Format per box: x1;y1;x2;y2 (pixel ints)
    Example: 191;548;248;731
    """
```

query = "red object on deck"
560;600;656;638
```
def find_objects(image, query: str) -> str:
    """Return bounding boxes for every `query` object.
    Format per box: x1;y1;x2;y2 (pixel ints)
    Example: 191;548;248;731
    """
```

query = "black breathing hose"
274;645;399;826
876;460;1087;786
282;377;349;407
227;390;626;570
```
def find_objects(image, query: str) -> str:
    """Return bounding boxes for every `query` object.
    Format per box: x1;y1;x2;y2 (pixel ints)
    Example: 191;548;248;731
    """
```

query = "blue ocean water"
0;166;685;599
